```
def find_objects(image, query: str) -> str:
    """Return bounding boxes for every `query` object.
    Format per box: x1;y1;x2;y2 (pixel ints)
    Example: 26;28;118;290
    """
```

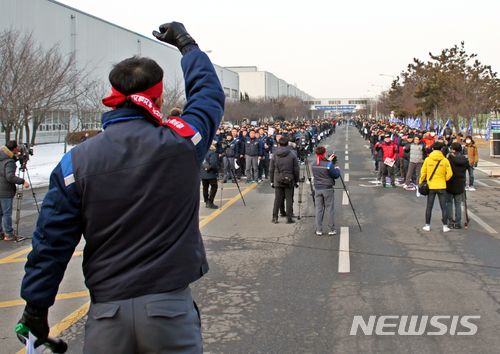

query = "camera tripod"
14;163;40;242
219;152;246;207
297;155;315;220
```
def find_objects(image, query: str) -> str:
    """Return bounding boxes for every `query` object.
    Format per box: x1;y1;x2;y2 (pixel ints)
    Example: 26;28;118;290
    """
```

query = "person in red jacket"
375;133;398;187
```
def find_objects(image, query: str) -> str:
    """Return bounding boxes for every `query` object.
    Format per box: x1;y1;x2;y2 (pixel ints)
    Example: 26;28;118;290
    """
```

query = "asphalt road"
1;124;500;353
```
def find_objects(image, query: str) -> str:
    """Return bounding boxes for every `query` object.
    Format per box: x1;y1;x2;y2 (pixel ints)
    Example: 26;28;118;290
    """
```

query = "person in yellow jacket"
419;142;453;232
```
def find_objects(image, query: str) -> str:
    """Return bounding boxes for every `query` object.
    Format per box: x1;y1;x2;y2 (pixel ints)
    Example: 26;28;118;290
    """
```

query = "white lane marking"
339;227;350;273
474;180;489;187
345;150;349;155
492;179;500;185
345;144;348;149
345;156;349;161
342;191;349;205
467;211;498;235
345;173;350;182
345;163;349;170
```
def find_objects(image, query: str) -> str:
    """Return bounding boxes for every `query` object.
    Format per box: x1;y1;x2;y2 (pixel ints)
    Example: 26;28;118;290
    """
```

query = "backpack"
202;156;212;172
273;155;294;187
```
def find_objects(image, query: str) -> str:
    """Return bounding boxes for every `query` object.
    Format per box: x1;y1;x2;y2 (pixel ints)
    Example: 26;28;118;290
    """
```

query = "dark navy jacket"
225;137;240;158
243;137;264;156
311;158;341;189
21;49;225;307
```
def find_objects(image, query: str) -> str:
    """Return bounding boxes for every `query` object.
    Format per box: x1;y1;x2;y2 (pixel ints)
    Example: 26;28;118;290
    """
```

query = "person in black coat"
270;137;300;224
201;141;219;209
446;142;469;229
0;141;30;241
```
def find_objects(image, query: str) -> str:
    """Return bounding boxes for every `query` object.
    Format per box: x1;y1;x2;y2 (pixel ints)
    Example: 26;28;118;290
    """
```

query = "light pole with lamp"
371;85;384;121
367;90;378;119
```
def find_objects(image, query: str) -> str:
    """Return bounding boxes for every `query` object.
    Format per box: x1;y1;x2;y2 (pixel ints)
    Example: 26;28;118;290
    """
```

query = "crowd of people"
200;118;341;210
356;118;480;231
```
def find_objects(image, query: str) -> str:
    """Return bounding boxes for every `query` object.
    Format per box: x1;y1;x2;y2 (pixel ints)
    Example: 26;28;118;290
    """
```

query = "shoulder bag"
418;160;441;196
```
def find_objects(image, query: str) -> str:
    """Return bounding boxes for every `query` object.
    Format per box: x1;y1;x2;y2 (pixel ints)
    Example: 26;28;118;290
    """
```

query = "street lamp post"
367;90;378;119
370;85;384;120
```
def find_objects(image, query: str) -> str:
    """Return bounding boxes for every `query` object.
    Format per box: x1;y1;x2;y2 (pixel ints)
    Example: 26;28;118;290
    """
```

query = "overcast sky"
56;0;500;99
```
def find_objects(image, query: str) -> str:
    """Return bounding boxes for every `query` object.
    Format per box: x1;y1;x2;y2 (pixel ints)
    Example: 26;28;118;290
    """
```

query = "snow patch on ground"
22;143;74;188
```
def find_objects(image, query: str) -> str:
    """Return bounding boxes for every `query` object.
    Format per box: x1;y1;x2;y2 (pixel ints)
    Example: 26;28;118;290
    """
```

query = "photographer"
311;147;340;236
221;130;240;182
270;137;300;224
18;22;224;353
0;141;30;241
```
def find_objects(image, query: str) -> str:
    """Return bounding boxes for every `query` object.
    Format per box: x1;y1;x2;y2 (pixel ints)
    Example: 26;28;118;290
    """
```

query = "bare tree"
161;74;186;115
0;29;95;145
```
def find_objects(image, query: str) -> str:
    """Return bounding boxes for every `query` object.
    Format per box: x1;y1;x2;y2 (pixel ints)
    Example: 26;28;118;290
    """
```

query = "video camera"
16;143;34;168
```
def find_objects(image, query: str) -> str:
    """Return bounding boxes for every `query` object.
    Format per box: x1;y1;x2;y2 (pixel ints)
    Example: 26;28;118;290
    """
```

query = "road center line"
345;144;348;149
342;191;349;205
344;173;349;182
338;227;350;273
200;183;257;228
0;291;89;309
345;163;349;170
345;156;349;161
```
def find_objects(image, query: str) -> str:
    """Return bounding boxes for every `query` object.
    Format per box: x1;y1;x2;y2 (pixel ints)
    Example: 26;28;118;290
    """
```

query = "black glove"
295;184;299;188
17;306;49;348
153;22;196;52
271;183;275;188
474;162;478;168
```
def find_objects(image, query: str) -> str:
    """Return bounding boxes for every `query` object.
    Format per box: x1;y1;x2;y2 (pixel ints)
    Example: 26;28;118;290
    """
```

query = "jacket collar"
101;107;152;129
0;146;14;158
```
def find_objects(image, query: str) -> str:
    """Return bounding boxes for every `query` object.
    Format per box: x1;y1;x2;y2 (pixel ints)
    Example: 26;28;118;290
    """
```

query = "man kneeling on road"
17;22;224;353
311;146;340;236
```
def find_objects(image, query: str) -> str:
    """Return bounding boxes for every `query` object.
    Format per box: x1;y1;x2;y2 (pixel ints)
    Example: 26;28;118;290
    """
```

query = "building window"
232;89;238;98
223;87;230;97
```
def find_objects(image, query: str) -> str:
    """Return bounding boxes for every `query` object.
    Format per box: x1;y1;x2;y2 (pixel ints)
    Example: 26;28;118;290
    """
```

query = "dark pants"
280;186;294;215
273;187;293;219
202;178;218;202
259;153;269;178
425;189;448;225
83;286;202;354
466;164;475;186
0;198;14;236
446;192;462;225
380;162;395;185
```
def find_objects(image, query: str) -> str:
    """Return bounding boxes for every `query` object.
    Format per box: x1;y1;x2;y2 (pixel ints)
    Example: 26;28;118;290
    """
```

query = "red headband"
316;152;327;165
102;81;163;123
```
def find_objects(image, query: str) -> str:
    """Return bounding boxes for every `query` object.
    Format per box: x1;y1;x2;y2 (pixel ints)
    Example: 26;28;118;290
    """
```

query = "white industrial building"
304;98;369;115
0;0;240;144
226;66;312;100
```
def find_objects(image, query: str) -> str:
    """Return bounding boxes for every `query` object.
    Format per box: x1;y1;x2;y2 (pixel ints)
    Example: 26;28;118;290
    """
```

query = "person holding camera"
311;146;340;236
270;137;300;224
0;141;30;241
202;141;219;209
18;22;224;353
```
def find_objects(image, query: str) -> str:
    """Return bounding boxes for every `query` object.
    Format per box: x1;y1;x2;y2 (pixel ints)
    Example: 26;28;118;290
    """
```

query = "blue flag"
485;119;491;142
460;119;464;132
425;119;430;131
416;118;422;129
440;118;450;136
467;118;473;136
